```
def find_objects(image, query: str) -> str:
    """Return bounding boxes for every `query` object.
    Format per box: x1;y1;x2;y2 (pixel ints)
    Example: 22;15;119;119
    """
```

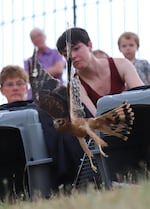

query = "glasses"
2;80;26;88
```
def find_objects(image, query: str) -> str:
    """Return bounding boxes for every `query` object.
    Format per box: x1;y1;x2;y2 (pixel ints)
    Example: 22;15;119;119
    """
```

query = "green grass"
1;180;150;209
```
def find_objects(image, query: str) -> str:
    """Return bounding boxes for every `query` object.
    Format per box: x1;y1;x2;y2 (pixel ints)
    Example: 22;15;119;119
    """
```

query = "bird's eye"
54;118;65;126
58;119;63;124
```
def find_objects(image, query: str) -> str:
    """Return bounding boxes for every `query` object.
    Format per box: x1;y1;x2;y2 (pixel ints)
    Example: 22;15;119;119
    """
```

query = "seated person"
0;65;29;197
0;65;28;103
0;64;88;191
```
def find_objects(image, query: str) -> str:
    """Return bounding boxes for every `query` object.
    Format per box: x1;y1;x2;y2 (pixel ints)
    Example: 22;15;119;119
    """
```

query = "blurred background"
0;0;149;103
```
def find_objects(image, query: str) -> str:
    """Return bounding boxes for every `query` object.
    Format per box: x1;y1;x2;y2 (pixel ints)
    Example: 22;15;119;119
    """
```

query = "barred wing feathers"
88;101;134;141
28;48;69;118
69;75;85;119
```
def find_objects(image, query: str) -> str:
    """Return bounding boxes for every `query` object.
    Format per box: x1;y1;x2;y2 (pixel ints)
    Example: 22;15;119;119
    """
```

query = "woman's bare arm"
114;58;144;89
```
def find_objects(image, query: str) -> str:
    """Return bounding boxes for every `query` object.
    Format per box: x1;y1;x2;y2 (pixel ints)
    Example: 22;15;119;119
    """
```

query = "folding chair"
96;86;150;182
0;107;53;199
73;138;112;190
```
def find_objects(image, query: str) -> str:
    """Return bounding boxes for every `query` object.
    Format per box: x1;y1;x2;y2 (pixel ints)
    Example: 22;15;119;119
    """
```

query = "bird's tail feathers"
95;101;134;141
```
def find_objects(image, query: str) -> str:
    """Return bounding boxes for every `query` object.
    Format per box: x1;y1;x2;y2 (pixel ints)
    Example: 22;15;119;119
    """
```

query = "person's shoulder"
24;57;32;70
113;57;128;62
96;57;109;68
134;59;150;70
0;100;34;111
107;57;128;66
102;56;128;63
135;59;150;65
97;57;121;68
24;56;32;63
112;57;135;75
46;47;59;53
46;47;62;57
113;57;133;66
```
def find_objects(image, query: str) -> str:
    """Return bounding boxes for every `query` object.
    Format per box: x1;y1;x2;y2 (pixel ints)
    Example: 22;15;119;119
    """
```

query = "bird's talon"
99;145;108;157
91;165;97;173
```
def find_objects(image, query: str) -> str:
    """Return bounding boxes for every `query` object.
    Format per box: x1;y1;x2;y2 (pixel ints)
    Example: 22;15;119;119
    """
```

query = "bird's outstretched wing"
28;48;85;119
28;48;69;118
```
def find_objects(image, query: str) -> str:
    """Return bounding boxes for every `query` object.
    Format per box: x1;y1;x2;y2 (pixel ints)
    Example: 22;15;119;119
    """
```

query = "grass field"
1;180;150;209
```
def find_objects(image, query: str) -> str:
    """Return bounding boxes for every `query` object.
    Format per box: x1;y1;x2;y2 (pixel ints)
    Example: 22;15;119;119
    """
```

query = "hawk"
28;48;134;173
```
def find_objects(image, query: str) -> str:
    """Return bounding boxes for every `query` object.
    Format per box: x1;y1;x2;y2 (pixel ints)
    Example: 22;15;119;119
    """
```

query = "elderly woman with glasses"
0;65;28;103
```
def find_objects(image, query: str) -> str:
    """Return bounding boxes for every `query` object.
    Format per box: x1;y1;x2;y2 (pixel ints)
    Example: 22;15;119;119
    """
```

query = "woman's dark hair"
56;27;91;54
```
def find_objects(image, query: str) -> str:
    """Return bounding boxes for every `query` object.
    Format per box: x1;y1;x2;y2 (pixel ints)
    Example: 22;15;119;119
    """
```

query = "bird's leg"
85;126;108;157
89;157;97;173
78;137;97;173
98;145;108;158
